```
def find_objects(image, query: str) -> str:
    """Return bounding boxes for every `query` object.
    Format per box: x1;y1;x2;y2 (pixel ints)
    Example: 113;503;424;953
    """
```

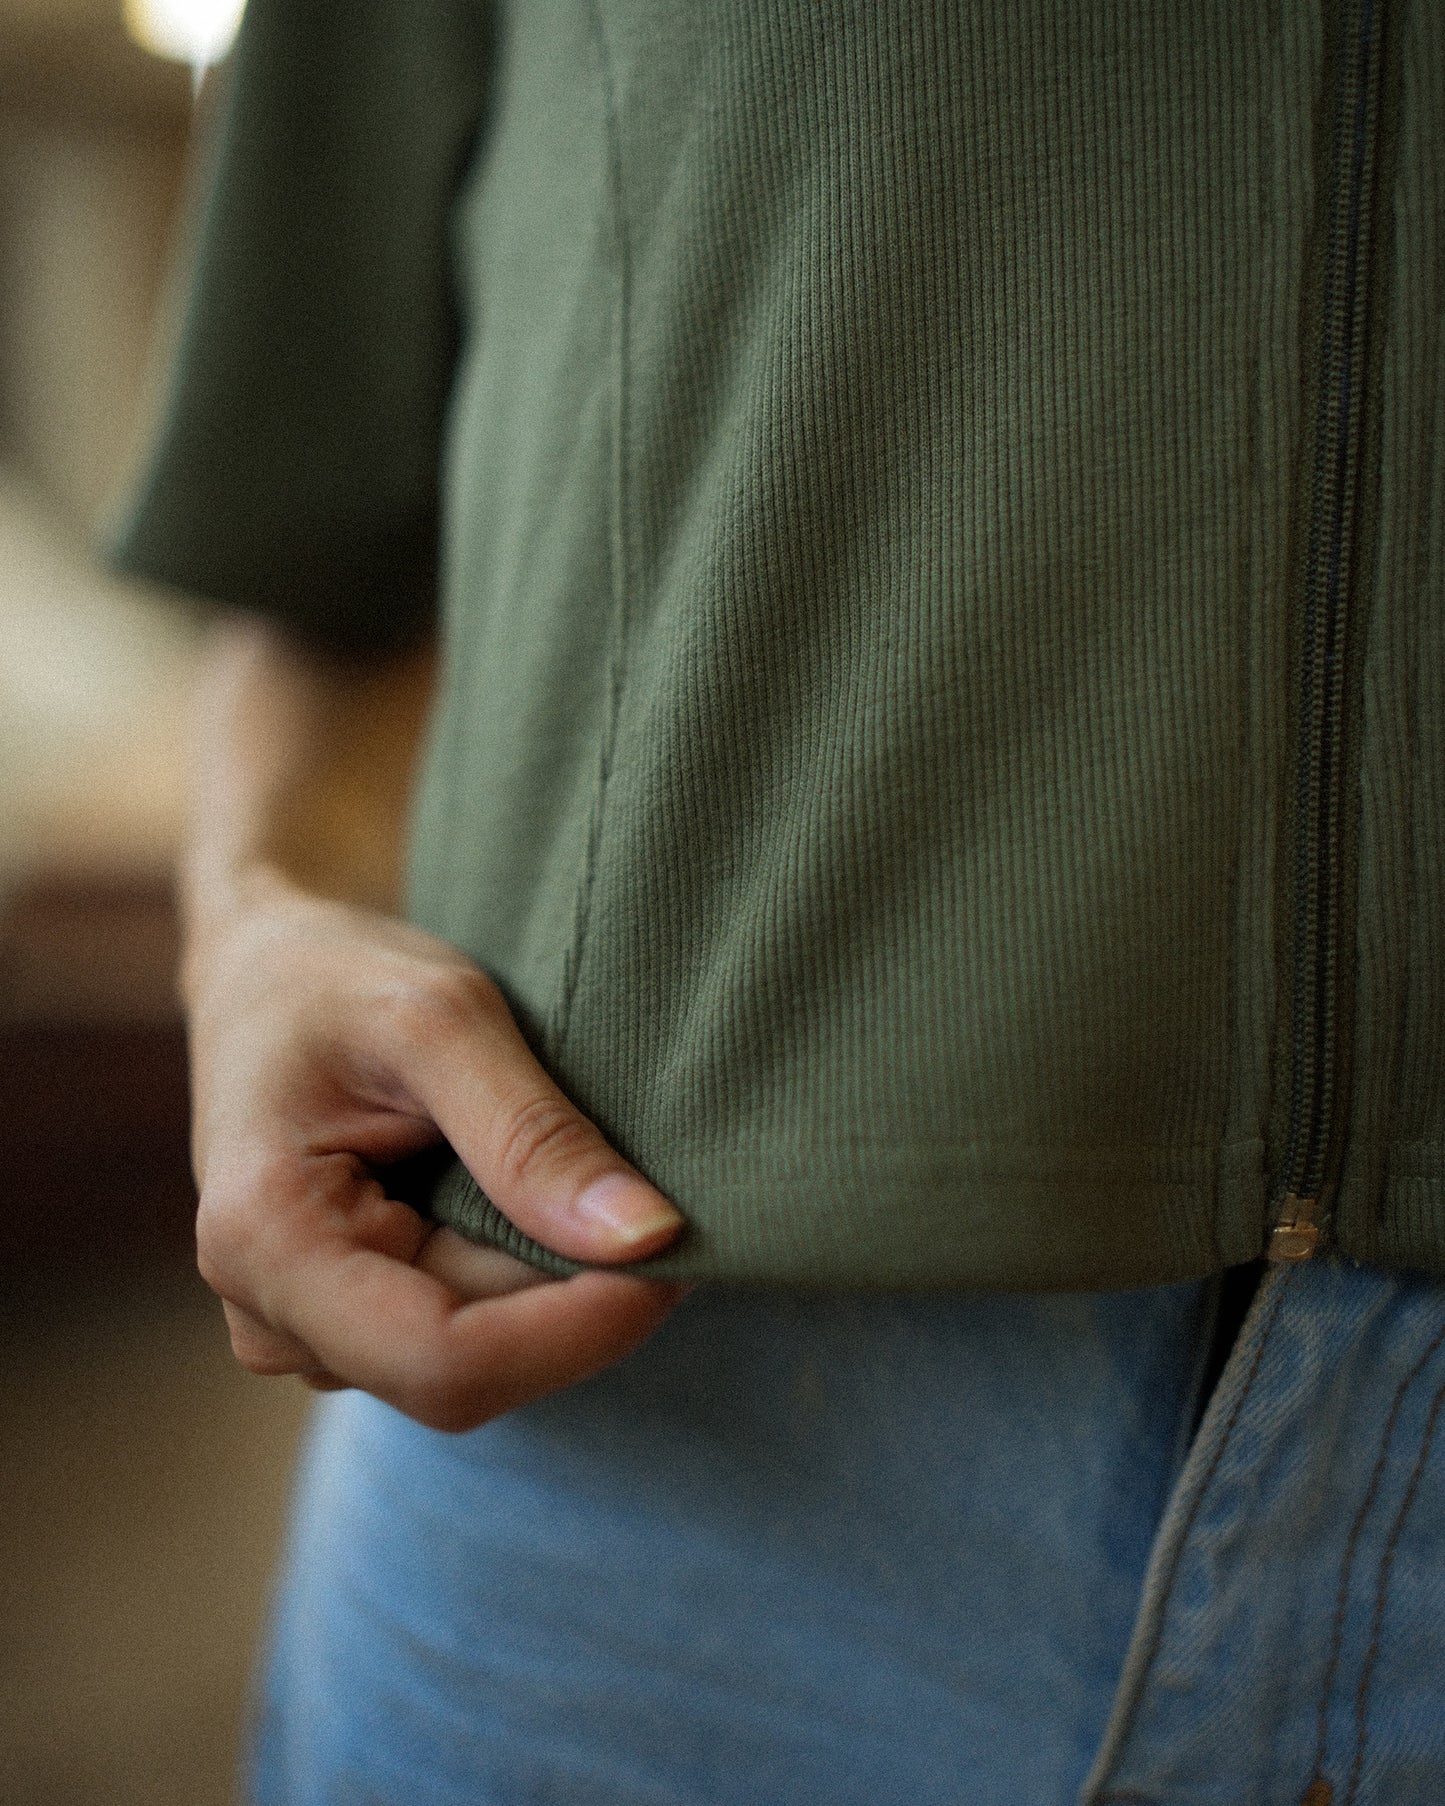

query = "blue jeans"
1087;1259;1445;1805
251;1261;1445;1805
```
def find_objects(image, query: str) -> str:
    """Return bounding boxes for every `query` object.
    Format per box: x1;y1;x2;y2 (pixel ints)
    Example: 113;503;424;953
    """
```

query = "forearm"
180;615;435;974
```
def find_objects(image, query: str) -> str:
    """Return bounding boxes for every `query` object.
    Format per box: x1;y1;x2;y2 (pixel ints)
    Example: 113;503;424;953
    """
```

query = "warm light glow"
123;0;247;72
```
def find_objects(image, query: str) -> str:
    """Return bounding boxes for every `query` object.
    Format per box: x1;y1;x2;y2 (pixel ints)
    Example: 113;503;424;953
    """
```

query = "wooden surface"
0;873;195;1266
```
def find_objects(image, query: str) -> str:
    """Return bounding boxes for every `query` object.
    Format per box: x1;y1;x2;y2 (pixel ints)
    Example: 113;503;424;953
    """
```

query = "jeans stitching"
1307;1316;1445;1796
1086;1279;1290;1806
1342;1370;1445;1806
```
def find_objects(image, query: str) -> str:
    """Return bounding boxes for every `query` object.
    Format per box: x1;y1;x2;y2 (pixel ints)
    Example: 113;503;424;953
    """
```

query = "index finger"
387;974;685;1267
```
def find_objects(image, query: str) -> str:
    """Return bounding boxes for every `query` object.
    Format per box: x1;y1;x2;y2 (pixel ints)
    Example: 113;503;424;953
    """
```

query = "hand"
185;869;686;1432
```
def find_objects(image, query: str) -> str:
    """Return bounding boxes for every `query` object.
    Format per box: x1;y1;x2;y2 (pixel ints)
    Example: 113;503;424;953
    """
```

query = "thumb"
386;969;684;1266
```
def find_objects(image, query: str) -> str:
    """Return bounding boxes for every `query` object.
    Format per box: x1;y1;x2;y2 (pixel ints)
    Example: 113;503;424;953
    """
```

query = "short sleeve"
109;0;493;656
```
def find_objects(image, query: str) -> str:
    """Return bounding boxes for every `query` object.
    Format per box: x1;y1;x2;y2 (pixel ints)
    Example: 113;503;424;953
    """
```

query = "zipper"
1268;0;1389;1264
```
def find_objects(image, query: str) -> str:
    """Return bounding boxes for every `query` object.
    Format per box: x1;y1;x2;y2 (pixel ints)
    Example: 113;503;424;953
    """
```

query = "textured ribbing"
463;0;1301;1285
115;0;1444;1289
1337;0;1444;1274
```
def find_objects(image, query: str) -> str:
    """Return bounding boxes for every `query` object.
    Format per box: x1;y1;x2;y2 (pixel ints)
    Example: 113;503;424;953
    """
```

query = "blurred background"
0;2;311;1800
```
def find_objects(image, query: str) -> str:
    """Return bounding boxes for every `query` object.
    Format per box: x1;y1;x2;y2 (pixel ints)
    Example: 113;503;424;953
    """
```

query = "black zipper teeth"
1279;0;1386;1212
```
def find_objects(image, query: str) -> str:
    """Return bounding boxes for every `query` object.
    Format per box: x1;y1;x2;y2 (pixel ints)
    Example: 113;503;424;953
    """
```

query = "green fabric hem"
1333;1167;1445;1282
426;1140;1274;1292
425;1140;1445;1290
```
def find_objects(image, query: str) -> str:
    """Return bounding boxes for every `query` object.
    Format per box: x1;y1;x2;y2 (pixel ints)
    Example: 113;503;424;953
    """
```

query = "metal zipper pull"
1269;1192;1323;1263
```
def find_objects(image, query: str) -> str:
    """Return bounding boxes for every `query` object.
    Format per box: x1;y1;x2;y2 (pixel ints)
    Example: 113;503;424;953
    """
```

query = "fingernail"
573;1173;683;1245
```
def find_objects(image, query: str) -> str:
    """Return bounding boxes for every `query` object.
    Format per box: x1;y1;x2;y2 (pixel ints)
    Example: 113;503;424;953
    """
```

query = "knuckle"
194;1149;301;1294
492;1094;597;1195
195;1239;228;1298
377;964;493;1052
195;1184;256;1293
371;978;436;1051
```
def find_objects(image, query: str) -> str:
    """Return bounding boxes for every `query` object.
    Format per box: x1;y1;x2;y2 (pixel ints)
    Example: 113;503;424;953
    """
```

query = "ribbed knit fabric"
112;0;1443;1290
1340;0;1445;1275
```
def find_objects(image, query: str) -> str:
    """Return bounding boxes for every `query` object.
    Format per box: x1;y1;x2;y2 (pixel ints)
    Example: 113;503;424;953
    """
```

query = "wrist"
178;855;300;1007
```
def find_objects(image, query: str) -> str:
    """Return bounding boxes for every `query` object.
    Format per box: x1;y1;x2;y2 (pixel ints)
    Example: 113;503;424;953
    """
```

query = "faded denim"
250;1262;1445;1806
1085;1259;1445;1806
